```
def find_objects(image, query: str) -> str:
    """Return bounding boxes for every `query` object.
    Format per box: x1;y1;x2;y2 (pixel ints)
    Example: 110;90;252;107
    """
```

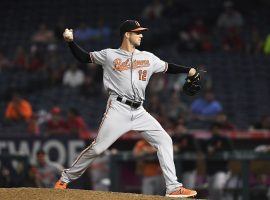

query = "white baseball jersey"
90;48;168;101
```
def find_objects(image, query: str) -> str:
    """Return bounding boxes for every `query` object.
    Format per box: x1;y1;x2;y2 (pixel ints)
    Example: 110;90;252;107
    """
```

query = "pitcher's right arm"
63;28;92;63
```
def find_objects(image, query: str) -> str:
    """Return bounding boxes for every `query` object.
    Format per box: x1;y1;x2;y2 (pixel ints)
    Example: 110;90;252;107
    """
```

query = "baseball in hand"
188;68;196;76
63;28;73;42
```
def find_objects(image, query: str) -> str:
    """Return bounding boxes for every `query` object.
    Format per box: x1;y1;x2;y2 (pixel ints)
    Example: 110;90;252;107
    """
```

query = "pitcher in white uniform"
55;20;198;198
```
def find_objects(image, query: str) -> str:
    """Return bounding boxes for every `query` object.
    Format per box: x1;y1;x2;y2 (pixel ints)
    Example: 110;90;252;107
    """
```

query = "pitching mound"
0;188;202;200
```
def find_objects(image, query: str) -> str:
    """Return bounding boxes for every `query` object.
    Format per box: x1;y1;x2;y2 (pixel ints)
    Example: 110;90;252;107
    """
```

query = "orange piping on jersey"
97;100;112;133
69;100;112;169
69;141;94;168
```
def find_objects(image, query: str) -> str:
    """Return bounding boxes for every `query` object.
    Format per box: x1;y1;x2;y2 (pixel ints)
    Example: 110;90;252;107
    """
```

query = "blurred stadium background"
0;0;270;199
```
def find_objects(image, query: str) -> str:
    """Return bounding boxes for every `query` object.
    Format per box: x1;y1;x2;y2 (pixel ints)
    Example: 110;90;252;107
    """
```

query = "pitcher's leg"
61;102;131;183
140;129;182;193
132;109;182;192
61;140;99;183
136;128;196;197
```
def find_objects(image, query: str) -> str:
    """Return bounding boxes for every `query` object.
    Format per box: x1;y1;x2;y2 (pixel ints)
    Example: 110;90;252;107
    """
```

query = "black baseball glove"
183;70;201;96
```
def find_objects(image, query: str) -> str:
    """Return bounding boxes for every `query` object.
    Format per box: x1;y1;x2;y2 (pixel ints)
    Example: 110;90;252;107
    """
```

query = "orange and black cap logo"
120;20;148;35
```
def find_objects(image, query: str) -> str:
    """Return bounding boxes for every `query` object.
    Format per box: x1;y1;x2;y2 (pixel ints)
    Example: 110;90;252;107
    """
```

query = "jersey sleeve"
151;53;168;74
89;49;107;65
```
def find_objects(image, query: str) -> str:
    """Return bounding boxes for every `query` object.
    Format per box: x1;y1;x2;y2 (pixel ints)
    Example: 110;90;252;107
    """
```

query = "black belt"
116;96;142;109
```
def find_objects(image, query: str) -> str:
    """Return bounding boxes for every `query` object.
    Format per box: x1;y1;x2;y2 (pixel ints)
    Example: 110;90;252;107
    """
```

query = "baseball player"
55;20;199;198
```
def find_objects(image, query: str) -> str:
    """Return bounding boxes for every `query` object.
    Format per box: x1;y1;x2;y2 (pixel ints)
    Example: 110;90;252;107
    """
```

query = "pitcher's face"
128;32;143;46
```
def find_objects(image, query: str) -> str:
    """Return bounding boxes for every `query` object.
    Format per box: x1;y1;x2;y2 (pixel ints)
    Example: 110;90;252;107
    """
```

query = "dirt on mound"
0;188;200;200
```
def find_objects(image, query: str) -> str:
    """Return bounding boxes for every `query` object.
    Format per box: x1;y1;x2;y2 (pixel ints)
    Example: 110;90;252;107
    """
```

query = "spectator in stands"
0;51;11;71
12;160;31;187
36;109;52;126
246;26;264;55
178;31;200;52
162;117;176;136
44;106;67;137
222;27;245;52
27;51;44;71
27;113;40;136
47;62;66;87
95;17;111;47
24;166;38;187
249;162;270;199
251;146;270;199
263;34;270;55
189;17;209;39
133;139;165;195
166;92;189;121
217;1;244;30
63;63;85;88
80;73;97;97
170;74;186;93
190;90;223;121
142;0;164;20
31;24;55;43
173;117;188;137
162;0;189;20
205;123;233;200
148;74;166;95
251;115;270;130
173;131;200;189
13;46;28;70
146;94;165;117
201;35;214;52
72;17;112;48
0;156;15;187
74;23;95;42
65;107;92;139
214;113;235;130
89;150;111;191
0;154;32;187
33;150;63;188
5;93;33;122
177;17;213;52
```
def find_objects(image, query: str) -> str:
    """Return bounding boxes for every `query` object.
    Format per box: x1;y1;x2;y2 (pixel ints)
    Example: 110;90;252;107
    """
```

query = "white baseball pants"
60;95;182;193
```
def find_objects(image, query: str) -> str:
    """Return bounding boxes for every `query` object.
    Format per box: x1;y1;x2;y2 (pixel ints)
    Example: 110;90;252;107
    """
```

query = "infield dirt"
0;188;204;200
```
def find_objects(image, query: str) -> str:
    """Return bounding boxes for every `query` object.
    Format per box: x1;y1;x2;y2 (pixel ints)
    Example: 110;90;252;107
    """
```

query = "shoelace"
179;187;191;194
179;188;185;194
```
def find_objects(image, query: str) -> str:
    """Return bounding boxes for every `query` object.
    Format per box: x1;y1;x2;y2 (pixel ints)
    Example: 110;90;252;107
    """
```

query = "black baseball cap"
120;20;148;35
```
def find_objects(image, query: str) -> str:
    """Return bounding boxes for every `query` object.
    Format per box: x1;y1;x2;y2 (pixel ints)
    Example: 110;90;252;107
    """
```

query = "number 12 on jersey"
138;70;147;81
